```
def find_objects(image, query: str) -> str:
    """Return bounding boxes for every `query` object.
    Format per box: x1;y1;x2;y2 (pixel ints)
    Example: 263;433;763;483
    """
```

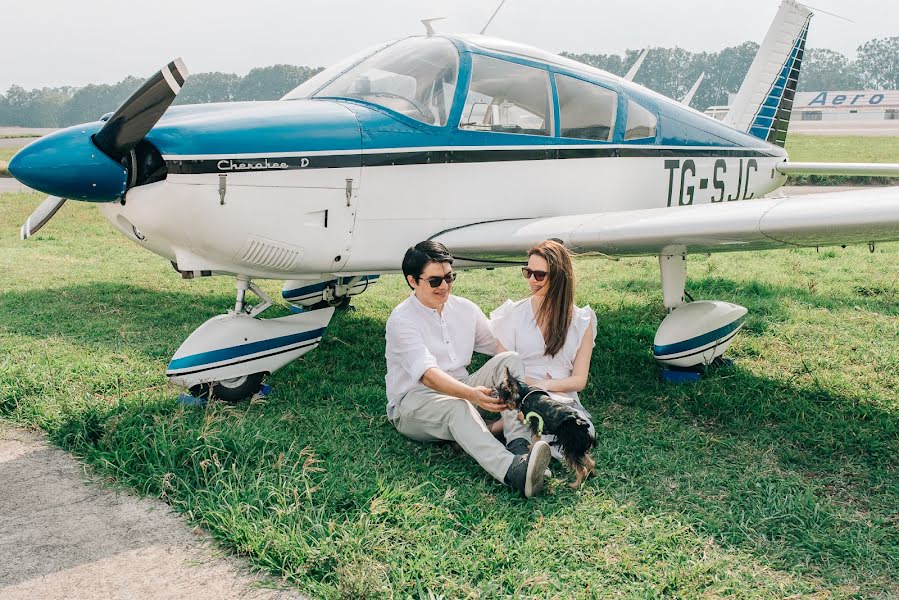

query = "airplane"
8;0;899;401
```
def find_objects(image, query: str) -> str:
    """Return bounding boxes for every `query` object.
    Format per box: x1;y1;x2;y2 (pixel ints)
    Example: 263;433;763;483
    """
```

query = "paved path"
0;137;36;149
0;178;31;194
791;121;899;137
0;421;304;600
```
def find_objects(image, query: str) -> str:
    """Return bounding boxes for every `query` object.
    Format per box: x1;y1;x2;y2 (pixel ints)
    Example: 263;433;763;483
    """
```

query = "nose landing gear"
167;276;335;402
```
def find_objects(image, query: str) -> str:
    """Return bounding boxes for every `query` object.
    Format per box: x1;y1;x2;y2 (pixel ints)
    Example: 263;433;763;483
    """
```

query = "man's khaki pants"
390;352;532;482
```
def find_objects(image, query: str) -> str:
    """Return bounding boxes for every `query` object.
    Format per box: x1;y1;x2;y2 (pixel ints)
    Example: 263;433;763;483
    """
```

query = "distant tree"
0;85;72;126
855;37;899;89
561;49;640;78
232;65;323;101
632;47;699;101
698;42;760;109
60;77;143;125
798;48;860;91
175;72;241;105
563;42;758;111
2;85;30;125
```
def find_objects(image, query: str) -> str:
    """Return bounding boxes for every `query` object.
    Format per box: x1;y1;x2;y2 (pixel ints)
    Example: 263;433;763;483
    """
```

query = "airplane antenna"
480;0;509;35
421;17;447;36
681;72;706;106
624;48;649;82
803;3;855;23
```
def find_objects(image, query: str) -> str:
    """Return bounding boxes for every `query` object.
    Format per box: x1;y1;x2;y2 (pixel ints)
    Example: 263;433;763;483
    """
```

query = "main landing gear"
166;276;335;402
653;246;747;378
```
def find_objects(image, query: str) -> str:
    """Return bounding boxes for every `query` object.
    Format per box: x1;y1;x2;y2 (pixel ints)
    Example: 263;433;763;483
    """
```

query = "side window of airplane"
624;100;658;140
459;55;552;136
555;74;618;142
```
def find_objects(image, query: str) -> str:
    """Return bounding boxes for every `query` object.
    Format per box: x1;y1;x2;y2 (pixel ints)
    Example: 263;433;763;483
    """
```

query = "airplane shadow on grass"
0;282;896;590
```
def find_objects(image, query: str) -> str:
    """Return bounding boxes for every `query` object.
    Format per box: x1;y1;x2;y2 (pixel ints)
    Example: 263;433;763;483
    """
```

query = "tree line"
0;65;322;128
563;36;898;111
1;37;896;128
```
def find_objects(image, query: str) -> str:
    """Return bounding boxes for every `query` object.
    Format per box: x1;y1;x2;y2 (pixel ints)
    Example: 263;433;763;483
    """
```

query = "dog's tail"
556;419;596;489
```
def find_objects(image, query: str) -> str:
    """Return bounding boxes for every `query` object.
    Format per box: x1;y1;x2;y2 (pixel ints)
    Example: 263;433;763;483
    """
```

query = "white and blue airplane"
9;0;899;401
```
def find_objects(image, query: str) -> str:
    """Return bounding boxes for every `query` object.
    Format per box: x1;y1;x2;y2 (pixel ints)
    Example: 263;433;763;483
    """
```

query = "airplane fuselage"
99;131;787;278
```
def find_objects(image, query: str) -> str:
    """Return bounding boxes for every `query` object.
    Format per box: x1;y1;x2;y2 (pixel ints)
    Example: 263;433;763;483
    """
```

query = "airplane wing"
434;187;899;260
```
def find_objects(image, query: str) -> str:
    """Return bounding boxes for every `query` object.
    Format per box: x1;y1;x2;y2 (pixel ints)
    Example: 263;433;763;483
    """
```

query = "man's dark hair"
402;241;454;289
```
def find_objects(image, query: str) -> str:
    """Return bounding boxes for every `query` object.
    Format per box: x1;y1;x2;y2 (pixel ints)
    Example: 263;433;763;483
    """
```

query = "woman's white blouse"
489;298;597;403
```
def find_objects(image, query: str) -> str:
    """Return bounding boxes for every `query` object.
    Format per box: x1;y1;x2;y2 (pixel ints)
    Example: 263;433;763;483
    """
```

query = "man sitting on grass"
385;241;551;498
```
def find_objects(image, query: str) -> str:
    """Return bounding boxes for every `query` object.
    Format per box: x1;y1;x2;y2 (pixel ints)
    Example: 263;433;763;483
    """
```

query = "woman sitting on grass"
488;240;597;459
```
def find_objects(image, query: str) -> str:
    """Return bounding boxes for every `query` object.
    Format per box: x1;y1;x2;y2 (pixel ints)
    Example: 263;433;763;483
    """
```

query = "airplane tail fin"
723;0;813;147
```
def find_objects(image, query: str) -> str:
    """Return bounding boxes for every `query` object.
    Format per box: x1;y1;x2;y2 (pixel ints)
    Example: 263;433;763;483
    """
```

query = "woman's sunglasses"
419;272;457;288
522;267;548;282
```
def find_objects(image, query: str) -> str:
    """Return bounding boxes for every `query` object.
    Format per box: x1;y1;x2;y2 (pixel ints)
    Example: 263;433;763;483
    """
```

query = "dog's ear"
504;366;526;400
503;367;519;394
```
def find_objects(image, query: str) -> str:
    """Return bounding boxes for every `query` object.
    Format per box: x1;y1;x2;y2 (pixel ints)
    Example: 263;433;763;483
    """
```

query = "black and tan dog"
494;368;596;489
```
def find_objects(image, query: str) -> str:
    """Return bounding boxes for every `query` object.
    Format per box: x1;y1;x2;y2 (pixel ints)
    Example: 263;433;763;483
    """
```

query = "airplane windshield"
312;37;459;127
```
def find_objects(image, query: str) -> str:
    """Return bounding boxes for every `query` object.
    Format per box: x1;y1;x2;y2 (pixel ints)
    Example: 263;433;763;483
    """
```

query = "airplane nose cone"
8;124;129;201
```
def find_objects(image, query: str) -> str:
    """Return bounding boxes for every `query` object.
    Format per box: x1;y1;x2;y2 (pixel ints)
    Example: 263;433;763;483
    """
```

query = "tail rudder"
723;0;813;147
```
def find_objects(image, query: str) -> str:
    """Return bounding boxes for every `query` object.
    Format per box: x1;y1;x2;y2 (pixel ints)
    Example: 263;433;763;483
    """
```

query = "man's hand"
466;386;506;413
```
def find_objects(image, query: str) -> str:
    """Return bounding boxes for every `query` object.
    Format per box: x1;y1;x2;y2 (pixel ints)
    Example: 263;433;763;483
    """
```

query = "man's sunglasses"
522;267;548;282
418;272;457;288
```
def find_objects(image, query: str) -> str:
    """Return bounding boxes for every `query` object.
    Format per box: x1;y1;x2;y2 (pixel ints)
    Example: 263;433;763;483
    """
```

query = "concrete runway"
0;137;37;149
789;121;899;137
0;178;30;193
0;422;304;600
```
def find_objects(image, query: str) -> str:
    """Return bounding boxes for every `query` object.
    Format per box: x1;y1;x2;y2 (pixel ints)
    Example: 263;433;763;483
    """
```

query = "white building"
706;90;899;123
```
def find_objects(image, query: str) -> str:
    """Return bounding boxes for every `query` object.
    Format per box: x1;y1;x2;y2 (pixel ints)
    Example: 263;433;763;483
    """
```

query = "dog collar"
524;411;545;437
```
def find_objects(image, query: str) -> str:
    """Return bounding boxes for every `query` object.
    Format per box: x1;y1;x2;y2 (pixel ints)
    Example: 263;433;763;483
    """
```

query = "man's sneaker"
503;440;551;498
507;437;552;479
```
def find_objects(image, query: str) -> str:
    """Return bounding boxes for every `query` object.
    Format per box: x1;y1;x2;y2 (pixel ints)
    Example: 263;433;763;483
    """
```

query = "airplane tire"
308;296;352;311
190;372;265;403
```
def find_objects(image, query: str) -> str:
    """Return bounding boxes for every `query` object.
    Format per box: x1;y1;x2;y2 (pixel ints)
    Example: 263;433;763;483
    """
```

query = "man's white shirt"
385;294;496;419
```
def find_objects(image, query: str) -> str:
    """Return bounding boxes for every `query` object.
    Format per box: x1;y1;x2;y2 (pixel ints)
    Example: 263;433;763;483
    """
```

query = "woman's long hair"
529;240;575;357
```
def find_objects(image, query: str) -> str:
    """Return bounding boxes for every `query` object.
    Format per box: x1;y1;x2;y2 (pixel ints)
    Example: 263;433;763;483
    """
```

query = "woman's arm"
534;324;595;393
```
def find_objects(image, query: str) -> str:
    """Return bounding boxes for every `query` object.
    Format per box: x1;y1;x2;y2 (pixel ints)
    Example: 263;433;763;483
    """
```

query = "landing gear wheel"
308;296;353;311
190;372;265;403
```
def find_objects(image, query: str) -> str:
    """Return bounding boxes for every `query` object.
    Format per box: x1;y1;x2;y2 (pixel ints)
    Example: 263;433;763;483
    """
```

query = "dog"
493;368;596;489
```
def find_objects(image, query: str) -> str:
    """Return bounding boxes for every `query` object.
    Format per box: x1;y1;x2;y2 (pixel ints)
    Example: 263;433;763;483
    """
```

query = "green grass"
784;135;899;186
1;191;897;598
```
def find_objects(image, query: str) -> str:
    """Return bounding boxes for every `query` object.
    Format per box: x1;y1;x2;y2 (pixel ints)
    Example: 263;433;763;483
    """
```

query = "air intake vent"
236;236;303;271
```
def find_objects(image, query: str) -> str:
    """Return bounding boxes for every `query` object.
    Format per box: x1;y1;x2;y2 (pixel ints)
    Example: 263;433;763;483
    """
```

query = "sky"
1;0;897;92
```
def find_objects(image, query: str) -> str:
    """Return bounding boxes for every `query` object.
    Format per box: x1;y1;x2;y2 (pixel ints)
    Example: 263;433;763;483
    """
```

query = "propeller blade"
21;196;67;240
93;58;189;160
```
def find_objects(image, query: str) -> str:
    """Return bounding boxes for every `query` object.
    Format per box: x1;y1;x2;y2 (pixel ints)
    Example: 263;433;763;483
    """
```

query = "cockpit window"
624;100;658;140
310;37;458;126
459;54;552;136
282;41;394;101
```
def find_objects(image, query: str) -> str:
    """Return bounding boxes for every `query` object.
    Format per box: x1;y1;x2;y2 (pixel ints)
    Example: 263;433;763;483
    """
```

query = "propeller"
17;58;189;239
20;196;66;240
93;58;189;161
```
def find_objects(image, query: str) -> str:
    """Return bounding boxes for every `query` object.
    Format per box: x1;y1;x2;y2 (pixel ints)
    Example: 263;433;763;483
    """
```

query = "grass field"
786;135;899;186
0;189;896;598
